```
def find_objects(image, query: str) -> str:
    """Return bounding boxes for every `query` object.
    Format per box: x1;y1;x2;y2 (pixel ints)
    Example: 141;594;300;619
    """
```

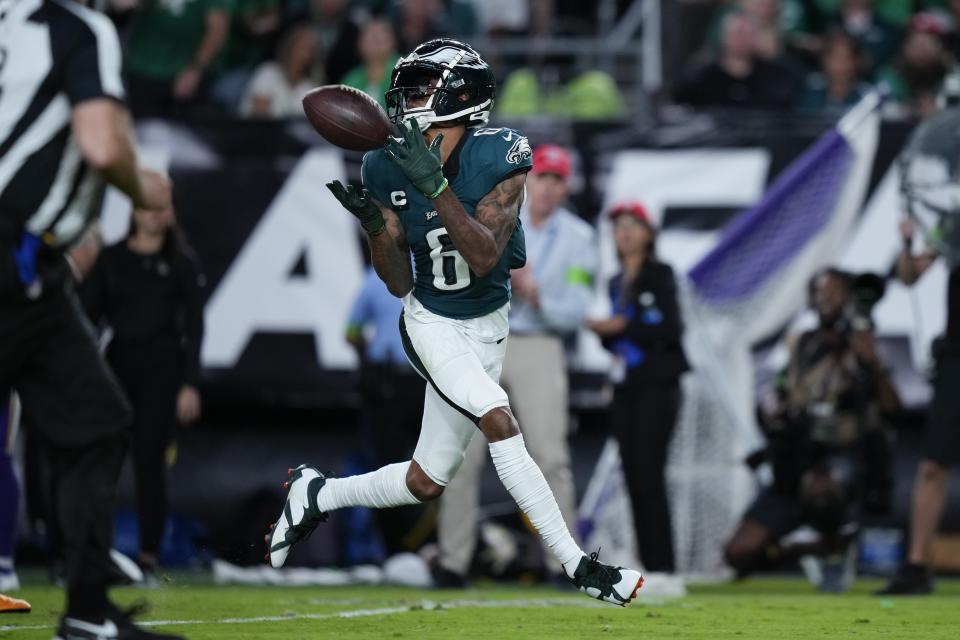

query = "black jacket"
603;261;690;383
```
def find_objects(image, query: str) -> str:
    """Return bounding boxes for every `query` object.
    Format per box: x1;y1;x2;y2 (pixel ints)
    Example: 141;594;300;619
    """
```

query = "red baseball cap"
531;144;572;179
609;201;652;225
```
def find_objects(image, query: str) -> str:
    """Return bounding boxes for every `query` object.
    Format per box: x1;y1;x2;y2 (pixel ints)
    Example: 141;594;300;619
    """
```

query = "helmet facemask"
385;42;495;132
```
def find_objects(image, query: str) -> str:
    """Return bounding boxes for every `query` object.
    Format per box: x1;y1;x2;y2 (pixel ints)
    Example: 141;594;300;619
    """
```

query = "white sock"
489;434;584;577
313;462;421;512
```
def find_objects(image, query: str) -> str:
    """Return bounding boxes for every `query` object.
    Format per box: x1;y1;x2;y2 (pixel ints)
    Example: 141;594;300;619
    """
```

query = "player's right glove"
326;180;385;236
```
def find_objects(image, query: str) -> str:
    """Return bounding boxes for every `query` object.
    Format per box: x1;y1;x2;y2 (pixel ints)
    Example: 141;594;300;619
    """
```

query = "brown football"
302;84;394;151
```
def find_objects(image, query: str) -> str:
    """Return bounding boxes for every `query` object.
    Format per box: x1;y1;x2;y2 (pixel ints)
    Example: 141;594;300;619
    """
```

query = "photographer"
724;269;899;591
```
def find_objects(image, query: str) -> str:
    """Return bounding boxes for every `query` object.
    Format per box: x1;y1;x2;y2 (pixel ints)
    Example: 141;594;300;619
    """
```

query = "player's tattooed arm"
433;172;526;277
369;204;414;297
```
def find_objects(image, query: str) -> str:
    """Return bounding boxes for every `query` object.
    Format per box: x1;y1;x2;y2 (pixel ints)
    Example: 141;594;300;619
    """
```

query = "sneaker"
266;465;328;568
52;603;184;639
568;551;644;606
0;593;30;614
875;563;933;596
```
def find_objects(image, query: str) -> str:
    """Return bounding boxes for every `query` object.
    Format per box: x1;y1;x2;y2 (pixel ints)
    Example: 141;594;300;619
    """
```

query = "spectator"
83;205;205;585
796;29;872;117
345;266;427;557
587;202;689;586
674;10;802;109
436;145;596;587
877;12;955;118
340;18;399;106
390;0;479;53
125;0;231;117
309;0;364;92
829;0;902;73
242;24;320;118
212;0;284;113
724;269;899;592
879;215;960;595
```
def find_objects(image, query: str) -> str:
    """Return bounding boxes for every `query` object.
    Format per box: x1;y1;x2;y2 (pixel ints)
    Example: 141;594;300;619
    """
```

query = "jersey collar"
441;133;469;182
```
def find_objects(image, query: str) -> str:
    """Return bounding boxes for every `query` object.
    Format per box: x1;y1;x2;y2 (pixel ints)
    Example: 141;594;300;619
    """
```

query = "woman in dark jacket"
588;202;689;576
83;205;204;582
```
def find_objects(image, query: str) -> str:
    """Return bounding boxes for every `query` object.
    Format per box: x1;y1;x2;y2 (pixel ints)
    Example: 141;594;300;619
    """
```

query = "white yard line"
0;598;607;632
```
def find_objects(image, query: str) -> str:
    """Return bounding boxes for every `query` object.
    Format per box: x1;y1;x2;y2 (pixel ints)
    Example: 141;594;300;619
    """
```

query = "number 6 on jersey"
426;228;470;291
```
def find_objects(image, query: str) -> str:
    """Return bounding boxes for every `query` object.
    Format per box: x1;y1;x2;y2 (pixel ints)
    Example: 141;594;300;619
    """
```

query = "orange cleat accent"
629;576;645;601
0;593;31;614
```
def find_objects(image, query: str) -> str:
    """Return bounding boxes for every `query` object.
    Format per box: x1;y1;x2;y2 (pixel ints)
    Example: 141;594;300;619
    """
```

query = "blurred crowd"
99;0;603;119
675;0;960;118
96;0;960;122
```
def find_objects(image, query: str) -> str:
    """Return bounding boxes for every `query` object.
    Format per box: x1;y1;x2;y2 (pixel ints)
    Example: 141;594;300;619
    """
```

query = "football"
302;84;395;152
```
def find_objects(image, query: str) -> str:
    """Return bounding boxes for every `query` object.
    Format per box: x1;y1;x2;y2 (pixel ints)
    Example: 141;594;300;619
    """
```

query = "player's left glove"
326;180;385;236
385;121;448;199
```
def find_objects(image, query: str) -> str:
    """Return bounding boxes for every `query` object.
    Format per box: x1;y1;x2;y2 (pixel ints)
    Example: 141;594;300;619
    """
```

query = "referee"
1;2;182;638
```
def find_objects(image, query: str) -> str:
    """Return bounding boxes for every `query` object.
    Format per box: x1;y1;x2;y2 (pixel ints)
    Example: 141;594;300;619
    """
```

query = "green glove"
326;180;385;236
385;121;448;199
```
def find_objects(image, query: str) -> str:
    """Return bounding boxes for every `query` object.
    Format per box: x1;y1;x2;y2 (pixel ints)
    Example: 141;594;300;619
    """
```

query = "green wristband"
426;177;449;200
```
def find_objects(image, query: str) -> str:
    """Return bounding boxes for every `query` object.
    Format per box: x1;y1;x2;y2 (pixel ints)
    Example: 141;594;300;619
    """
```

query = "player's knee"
479;406;520;443
406;464;445;502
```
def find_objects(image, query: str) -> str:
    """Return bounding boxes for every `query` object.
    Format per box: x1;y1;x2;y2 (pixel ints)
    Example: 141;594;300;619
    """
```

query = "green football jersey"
361;127;532;320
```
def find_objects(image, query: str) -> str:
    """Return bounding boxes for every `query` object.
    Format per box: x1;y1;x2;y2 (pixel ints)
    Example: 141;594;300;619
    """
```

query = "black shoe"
54;603;185;639
875;563;933;596
431;565;468;589
569;551;644;606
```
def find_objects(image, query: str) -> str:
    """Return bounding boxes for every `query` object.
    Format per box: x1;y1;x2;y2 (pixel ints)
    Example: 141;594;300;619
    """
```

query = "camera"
846;272;886;332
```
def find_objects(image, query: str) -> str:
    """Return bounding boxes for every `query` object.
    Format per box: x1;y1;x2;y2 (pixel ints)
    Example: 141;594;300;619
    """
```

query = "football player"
268;39;643;605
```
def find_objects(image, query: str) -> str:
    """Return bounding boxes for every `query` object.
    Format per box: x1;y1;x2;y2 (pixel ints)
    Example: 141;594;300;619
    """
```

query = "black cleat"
569;550;644;606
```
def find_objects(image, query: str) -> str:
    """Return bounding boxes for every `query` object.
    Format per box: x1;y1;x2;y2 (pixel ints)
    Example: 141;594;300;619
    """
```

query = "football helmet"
900;106;960;265
385;38;496;132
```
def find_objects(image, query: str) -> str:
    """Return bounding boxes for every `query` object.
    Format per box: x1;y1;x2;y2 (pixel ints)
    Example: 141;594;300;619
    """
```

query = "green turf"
3;575;959;639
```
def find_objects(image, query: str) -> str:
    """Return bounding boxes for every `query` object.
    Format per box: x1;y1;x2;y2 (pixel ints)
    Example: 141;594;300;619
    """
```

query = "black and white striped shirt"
0;0;124;249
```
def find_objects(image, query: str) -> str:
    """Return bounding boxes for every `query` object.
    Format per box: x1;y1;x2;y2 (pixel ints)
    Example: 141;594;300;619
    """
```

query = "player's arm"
327;180;413;298
433;173;525;277
368;205;414;297
385;122;524;277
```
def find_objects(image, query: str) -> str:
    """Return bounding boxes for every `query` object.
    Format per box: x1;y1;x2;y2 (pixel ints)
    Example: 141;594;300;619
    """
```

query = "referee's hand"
138;169;172;212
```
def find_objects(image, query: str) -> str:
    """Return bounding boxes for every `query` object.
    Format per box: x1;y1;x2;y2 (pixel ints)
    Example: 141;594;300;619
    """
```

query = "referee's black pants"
0;283;131;619
108;338;181;558
611;380;681;573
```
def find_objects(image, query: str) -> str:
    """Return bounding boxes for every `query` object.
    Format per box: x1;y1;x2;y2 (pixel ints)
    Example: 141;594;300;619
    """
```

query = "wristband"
426;177;449;200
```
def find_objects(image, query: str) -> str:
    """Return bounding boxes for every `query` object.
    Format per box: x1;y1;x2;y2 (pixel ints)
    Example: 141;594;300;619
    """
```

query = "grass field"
3;574;959;639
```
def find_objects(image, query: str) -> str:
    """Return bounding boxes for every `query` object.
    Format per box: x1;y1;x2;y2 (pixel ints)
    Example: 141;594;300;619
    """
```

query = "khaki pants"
437;334;577;575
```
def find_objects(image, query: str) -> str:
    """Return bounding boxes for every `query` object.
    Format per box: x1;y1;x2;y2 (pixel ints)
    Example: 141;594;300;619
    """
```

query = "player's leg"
267;380;479;568
400;306;642;605
502;335;577;576
0;393;20;592
435;432;486;583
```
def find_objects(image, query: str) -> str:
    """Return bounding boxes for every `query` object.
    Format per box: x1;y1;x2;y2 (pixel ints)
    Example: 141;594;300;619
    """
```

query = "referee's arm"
67;9;170;212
